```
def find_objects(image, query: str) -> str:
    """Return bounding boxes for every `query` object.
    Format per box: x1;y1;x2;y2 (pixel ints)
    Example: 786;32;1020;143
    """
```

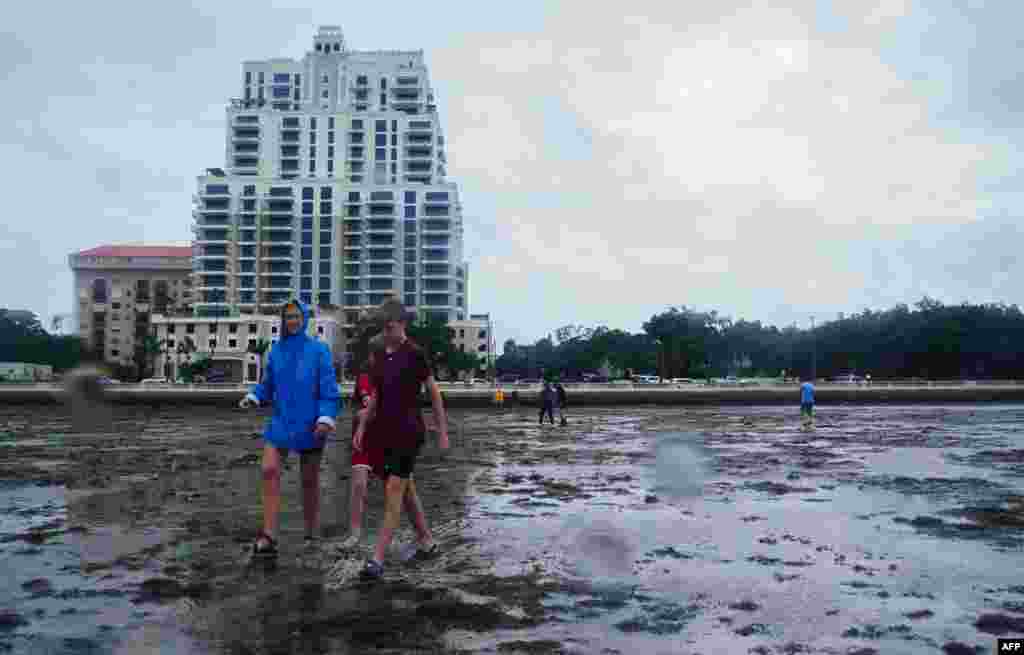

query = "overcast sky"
4;0;1022;345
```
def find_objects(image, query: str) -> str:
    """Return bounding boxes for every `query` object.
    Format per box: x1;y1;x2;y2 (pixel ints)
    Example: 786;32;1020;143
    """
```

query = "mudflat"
1;403;1023;653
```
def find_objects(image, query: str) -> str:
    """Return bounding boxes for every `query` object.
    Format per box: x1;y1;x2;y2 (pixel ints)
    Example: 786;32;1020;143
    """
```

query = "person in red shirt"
354;298;449;580
339;337;386;550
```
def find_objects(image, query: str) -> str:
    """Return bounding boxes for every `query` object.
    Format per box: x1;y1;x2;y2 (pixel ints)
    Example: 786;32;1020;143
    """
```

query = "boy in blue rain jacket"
239;299;341;556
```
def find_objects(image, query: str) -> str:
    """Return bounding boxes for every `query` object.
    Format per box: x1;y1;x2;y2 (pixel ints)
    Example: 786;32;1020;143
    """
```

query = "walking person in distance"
539;381;557;425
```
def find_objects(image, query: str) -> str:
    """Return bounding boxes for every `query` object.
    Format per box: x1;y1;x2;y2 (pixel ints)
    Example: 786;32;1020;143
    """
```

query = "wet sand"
1;403;1023;653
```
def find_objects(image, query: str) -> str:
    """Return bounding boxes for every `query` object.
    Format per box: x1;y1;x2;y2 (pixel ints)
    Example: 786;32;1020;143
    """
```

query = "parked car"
633;375;660;384
831;374;863;385
518;378;541;385
140;378;168;385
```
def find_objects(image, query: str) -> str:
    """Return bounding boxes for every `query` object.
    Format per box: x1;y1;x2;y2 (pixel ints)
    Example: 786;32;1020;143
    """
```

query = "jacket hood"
280;299;311;339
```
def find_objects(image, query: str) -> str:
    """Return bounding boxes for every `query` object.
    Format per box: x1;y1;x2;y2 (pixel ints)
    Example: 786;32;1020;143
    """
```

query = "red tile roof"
77;245;193;258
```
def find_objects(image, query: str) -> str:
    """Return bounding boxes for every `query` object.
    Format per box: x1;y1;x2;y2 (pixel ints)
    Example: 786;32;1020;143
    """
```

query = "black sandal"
252;530;278;557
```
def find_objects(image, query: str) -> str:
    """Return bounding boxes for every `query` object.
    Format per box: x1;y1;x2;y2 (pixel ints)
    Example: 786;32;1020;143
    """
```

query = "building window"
375;148;386;160
318;293;331;306
249;323;258;333
301;277;312;290
404;191;416;203
318;325;325;335
229;338;238;349
404;294;416;307
208;338;217;350
375;120;387;132
303;187;314;200
320;201;332;215
186;324;195;334
248;338;257;351
271;325;278;334
301;247;313;259
319;246;331;260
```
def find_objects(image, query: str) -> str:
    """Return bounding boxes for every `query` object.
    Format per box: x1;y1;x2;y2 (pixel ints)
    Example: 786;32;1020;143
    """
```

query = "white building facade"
450;313;495;377
151;312;343;384
193;26;468;331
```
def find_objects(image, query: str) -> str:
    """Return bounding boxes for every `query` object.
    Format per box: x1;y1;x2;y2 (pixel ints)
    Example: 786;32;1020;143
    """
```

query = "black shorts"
276;445;324;458
379;446;421;480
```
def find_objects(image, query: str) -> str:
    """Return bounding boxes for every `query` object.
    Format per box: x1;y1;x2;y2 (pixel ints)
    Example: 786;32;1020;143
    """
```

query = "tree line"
496;298;1024;381
7;297;1024;382
0;309;83;373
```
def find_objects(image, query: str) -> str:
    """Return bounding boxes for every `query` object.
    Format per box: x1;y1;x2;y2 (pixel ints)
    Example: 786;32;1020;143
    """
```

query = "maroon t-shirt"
370;340;432;449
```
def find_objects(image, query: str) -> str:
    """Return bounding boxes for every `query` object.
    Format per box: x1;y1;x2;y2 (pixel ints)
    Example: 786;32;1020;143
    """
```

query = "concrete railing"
4;382;1024;407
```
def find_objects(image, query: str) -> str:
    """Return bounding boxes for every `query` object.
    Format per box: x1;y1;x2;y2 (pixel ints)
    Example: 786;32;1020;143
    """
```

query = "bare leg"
260;444;283;543
299;450;322;538
349;467;369;536
402;478;432;545
373;476;408;563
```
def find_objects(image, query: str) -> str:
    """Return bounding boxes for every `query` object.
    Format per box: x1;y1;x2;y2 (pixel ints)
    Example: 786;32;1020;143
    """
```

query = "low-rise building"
151;311;344;383
449;313;494;377
68;245;194;370
0;363;53;382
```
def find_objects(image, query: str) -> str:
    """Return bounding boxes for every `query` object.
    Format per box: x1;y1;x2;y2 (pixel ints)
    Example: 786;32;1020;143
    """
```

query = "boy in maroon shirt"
354;298;449;580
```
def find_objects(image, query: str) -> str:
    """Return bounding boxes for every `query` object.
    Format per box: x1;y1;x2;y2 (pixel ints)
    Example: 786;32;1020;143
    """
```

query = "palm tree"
142;333;162;380
162;338;174;379
176;336;197;382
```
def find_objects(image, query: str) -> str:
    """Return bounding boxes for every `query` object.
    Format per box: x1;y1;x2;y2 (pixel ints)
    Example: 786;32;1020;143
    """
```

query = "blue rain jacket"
248;300;342;450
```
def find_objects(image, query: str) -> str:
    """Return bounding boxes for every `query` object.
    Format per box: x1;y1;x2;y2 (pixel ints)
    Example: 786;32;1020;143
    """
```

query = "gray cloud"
2;0;1022;348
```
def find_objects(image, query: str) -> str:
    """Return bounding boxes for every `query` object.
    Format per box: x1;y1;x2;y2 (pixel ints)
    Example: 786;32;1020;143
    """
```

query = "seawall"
2;384;1024;408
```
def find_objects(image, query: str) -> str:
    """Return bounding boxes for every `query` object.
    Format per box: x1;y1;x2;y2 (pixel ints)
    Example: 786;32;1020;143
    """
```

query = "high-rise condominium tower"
192;26;468;327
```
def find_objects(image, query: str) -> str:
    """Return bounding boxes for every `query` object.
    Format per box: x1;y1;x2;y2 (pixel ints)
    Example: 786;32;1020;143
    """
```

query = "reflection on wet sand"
0;404;1022;653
